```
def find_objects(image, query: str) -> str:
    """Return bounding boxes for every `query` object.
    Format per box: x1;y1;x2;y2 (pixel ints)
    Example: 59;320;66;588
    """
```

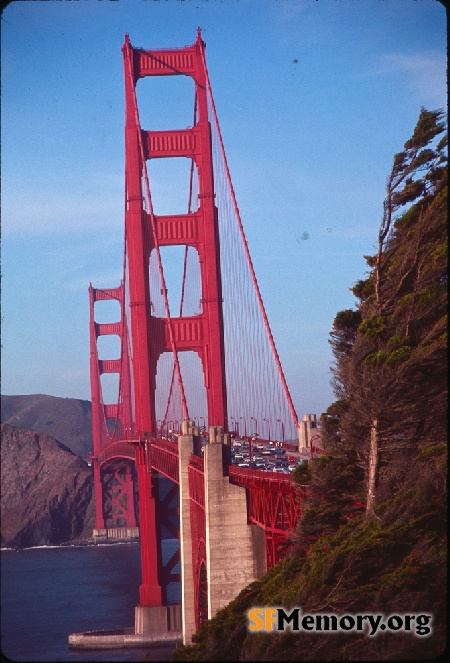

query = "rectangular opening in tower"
135;74;196;132
97;334;121;361
147;157;199;216
100;373;119;409
94;298;121;323
155;351;207;430
149;245;202;318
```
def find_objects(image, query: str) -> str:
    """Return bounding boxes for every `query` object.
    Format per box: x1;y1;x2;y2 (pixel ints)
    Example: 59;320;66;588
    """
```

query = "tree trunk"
366;418;379;519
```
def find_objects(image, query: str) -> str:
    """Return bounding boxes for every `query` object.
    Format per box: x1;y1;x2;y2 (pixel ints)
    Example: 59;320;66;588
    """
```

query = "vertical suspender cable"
199;45;299;431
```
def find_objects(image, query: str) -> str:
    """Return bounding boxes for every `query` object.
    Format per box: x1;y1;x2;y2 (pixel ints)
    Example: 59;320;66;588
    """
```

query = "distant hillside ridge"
1;394;92;459
1;424;95;548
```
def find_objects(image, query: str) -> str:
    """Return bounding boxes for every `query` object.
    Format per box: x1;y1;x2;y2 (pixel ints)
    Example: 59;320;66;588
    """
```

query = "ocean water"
1;541;181;662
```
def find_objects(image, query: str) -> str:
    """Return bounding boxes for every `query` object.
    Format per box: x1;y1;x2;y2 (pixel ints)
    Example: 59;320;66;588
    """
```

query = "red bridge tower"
122;30;228;608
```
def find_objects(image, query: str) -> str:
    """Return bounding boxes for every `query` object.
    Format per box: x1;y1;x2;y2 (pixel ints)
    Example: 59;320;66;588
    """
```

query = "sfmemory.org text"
247;608;432;637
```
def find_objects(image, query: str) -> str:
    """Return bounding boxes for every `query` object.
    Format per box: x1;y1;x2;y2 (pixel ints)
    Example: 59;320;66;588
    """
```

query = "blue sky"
1;0;447;420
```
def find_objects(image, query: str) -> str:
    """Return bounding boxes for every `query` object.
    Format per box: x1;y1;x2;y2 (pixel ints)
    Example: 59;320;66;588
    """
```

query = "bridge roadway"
152;437;301;520
99;434;306;556
97;434;306;565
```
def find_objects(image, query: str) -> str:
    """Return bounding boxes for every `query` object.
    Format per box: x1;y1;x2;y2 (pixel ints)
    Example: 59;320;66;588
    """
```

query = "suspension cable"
199;42;299;429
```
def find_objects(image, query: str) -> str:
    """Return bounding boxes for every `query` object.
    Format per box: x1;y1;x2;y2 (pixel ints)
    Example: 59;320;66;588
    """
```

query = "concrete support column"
135;604;181;636
204;426;266;619
178;420;198;645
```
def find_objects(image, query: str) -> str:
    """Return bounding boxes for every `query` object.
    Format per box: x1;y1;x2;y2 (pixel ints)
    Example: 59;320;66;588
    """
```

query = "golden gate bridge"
85;30;321;644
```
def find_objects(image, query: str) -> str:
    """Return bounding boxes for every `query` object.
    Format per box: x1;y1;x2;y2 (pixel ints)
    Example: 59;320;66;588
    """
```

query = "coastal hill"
1;424;95;548
170;108;447;661
1;394;92;460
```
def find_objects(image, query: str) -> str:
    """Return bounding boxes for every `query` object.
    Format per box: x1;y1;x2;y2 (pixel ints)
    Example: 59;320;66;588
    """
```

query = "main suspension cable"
199;42;299;430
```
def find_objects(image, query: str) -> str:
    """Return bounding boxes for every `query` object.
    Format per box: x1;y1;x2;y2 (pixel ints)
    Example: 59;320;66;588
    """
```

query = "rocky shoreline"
1;537;140;551
1;424;95;549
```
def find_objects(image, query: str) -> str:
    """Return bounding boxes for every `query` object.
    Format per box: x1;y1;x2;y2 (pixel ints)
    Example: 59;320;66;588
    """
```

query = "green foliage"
387;334;410;349
363;349;386;365
385;345;411;366
393;197;422;229
333;308;362;329
411;148;437;169
403;107;446;151
416;281;442;307
433;243;447;261
363;254;377;268
171;107;448;663
391;178;424;207
416;442;446;460
290;462;310;484
357;314;385;338
350;277;373;301
329;309;362;364
319;400;349;449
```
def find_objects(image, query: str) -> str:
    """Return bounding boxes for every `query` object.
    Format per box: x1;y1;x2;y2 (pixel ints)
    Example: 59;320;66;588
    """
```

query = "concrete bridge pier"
134;604;181;637
204;426;266;621
179;421;266;645
178;420;200;645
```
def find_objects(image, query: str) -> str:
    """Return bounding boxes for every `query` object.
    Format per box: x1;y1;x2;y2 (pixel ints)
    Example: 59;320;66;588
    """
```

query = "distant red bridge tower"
89;282;138;540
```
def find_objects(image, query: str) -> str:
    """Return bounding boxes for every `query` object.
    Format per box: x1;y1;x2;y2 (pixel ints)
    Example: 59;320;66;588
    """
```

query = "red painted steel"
122;31;228;433
149;439;179;483
188;455;207;629
122;30;229;607
97;440;135;466
229;466;305;566
105;463;138;529
145;438;304;573
89;283;137;531
155;480;181;592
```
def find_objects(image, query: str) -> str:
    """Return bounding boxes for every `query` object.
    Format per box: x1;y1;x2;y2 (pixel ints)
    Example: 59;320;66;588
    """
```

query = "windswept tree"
173;108;448;663
375;107;447;306
329;108;447;518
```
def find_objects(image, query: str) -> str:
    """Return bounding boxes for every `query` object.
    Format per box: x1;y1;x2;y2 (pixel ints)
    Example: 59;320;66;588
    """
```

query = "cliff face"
1;394;92;460
1;424;95;548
